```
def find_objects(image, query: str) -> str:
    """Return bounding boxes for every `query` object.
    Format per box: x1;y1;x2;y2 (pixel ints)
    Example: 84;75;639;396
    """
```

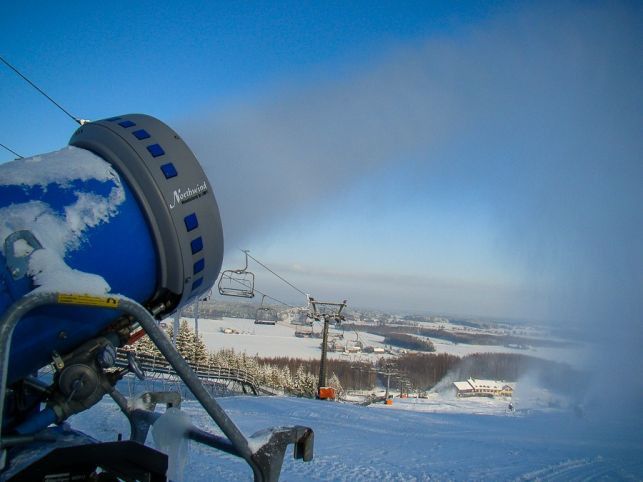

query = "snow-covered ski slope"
72;391;642;481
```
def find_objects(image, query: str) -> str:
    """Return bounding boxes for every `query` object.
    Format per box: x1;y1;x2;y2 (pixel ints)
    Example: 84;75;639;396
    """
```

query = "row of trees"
342;323;571;349
379;353;461;390
377;352;581;395
257;356;377;391
382;333;435;352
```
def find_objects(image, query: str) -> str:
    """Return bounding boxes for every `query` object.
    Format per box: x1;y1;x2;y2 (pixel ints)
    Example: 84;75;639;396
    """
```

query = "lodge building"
453;378;513;398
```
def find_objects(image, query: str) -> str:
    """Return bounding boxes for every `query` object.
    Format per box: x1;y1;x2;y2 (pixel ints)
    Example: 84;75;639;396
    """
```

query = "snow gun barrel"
0;114;224;384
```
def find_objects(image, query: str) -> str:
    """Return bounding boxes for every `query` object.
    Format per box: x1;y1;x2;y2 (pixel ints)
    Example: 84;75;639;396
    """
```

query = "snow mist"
179;2;642;425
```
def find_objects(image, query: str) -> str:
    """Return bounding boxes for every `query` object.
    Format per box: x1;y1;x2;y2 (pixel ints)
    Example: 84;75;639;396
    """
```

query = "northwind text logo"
169;181;208;209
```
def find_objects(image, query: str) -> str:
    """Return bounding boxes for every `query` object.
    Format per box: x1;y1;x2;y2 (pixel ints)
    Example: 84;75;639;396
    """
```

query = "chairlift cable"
241;249;308;297
0;142;23;159
229;276;295;308
251;288;294;309
0;55;85;125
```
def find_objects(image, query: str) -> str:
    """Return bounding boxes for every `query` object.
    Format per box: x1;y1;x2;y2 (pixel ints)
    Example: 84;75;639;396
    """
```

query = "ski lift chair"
291;307;312;326
218;269;255;297
255;295;277;325
217;250;255;298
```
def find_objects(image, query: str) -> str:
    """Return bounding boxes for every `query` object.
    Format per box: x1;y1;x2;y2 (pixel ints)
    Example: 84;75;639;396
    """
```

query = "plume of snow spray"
179;2;642;421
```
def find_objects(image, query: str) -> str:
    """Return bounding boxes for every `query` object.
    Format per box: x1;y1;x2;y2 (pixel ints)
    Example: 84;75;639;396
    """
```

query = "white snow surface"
429;337;585;366
27;248;110;294
0;146;120;188
69;317;639;480
0;146;125;257
72;389;643;481
0;146;123;293
179;317;356;360
180;317;582;366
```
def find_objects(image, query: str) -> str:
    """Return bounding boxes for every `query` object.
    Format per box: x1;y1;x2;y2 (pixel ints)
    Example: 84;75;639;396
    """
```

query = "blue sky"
0;0;503;152
1;1;641;325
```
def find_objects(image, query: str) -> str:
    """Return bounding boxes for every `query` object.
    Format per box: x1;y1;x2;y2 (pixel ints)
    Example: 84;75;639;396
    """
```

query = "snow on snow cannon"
0;115;314;481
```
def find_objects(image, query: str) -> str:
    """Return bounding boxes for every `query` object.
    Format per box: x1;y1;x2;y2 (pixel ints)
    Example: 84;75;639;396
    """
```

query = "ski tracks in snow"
514;456;643;481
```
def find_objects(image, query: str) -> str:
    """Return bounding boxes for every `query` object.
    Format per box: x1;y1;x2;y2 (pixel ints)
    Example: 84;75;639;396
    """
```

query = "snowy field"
72;389;643;481
176;316;390;362
428;337;587;366
192;317;325;359
176;317;583;366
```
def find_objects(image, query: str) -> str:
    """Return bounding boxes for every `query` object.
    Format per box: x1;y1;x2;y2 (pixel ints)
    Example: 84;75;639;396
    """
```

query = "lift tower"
308;297;347;399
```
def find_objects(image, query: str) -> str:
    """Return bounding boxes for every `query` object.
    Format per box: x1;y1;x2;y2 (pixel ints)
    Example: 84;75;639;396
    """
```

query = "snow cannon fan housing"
0;114;223;384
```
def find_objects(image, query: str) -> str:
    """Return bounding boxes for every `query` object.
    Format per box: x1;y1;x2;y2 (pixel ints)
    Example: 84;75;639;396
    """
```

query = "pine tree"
328;373;343;397
243;356;260;381
302;371;318;398
176;319;193;361
208;350;222;368
292;365;306;396
265;365;281;390
191;333;208;366
292;365;317;398
282;366;293;392
133;334;161;358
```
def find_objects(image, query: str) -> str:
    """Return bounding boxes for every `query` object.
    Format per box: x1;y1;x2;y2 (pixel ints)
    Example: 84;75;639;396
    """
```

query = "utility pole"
173;309;180;347
194;299;200;338
194;289;212;339
309;297;347;399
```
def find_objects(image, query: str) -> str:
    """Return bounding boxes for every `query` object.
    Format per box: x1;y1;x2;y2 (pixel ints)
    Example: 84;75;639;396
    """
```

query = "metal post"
385;372;391;399
173;310;180;346
318;316;330;391
0;293;70;470
194;300;200;338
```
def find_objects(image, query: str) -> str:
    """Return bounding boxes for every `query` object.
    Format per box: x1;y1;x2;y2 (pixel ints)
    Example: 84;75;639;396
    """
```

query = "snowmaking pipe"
0;293;256;472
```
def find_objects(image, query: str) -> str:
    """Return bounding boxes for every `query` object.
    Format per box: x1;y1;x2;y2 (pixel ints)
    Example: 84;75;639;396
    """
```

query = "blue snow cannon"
0;114;314;482
0;114;224;385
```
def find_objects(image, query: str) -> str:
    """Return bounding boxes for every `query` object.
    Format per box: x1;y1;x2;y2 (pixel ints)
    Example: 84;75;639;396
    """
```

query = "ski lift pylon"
255;295;277;325
217;250;255;298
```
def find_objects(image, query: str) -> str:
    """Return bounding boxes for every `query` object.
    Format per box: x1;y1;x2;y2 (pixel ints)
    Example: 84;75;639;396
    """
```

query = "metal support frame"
113;350;260;396
0;292;313;481
377;364;398;401
308;298;347;397
319;321;330;389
